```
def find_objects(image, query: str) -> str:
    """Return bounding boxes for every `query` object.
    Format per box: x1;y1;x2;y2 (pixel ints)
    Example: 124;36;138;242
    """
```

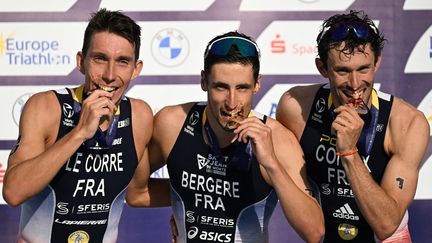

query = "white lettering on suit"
181;171;240;211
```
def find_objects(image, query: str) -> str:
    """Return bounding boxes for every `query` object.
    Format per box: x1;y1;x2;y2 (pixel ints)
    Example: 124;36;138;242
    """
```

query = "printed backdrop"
0;0;431;242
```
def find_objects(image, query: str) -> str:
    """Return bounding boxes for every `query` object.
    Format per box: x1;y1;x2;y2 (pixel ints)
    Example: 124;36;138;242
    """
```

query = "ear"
253;74;262;94
131;60;143;80
200;70;208;91
76;51;85;74
315;58;328;78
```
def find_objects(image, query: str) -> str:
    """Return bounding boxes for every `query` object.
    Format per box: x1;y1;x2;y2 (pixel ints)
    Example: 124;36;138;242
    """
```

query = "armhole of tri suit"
299;84;331;205
299;83;330;150
52;88;75;142
370;90;393;182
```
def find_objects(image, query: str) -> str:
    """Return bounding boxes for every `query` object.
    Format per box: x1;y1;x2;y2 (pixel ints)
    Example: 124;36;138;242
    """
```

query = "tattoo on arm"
396;177;404;189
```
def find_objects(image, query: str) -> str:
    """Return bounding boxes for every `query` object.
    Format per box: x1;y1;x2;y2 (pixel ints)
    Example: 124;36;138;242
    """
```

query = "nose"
102;61;116;83
348;72;361;90
225;90;239;111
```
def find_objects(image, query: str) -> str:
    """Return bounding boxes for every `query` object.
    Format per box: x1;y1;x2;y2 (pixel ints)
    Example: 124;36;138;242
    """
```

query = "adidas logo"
197;154;210;170
332;203;359;221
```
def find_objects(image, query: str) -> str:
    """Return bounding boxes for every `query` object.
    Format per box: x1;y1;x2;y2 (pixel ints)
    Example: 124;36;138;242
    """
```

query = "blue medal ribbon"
72;85;120;149
203;108;253;172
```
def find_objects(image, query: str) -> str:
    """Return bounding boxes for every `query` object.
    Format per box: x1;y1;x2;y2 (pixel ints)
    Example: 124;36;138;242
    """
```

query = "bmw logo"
151;28;190;67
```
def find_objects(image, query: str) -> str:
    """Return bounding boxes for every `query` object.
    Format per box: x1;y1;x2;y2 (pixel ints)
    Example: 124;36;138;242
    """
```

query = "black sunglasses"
204;36;260;59
317;21;378;44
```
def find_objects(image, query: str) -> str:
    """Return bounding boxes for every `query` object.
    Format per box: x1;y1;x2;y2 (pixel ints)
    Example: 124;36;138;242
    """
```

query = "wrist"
336;147;358;157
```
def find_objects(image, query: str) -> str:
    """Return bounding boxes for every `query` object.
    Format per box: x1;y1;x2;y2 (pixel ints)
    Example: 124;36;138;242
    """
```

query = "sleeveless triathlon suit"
17;87;138;243
167;102;278;243
300;84;409;242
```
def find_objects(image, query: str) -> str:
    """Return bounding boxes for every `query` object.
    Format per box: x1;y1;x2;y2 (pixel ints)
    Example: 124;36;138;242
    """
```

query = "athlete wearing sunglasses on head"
276;10;429;243
127;31;324;243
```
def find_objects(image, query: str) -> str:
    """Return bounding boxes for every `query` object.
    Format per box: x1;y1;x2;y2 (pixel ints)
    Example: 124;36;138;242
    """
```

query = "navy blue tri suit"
167;102;278;243
17;86;138;243
300;84;393;242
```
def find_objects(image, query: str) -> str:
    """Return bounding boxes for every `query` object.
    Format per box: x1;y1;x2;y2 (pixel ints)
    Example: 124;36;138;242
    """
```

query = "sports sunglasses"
317;21;378;44
204;36;260;59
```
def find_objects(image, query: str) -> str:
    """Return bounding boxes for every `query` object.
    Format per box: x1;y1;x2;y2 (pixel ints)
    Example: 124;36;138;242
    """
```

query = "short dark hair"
203;31;260;83
317;10;386;68
81;8;141;60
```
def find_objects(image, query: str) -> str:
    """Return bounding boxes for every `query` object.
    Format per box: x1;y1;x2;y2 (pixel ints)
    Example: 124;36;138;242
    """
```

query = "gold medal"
68;230;90;243
338;223;358;240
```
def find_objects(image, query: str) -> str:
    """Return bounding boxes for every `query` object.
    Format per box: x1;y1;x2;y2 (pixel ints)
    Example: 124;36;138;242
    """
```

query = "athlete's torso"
300;84;393;242
18;88;138;243
167;102;277;243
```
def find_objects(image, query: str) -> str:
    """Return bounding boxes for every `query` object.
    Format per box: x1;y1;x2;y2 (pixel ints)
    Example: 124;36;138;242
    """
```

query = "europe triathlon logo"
151;28;190;67
0;31;70;66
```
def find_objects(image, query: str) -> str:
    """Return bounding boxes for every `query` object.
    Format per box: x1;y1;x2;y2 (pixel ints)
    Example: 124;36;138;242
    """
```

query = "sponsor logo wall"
0;0;430;242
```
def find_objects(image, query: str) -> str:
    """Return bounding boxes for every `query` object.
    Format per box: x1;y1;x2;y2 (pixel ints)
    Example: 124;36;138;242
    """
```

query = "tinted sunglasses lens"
207;38;258;57
350;22;370;38
329;22;371;41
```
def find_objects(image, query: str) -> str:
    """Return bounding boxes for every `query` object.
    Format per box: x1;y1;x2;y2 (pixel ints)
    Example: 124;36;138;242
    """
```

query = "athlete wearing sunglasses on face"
130;31;324;243
276;10;429;242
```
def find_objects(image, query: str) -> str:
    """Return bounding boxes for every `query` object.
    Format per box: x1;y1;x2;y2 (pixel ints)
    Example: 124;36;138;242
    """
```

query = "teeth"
96;84;117;93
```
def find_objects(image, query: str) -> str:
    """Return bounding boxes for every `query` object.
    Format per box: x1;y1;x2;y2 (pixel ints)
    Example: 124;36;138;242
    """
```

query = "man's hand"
75;90;116;140
234;116;277;169
332;104;364;153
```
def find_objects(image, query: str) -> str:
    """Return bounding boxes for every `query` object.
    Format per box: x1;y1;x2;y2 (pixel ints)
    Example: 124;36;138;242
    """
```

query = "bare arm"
333;98;429;240
126;103;192;207
276;84;320;140
235;116;324;243
125;98;172;207
3;89;116;206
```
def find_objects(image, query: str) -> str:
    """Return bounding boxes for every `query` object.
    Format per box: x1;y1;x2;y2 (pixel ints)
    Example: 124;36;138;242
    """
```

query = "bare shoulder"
282;83;322;101
276;83;322;138
21;90;60;133
24;90;59;113
386;97;430;155
129;97;153;124
153;102;196;158
13;90;60;153
129;97;153;143
153;103;194;140
154;102;195;129
389;97;429;135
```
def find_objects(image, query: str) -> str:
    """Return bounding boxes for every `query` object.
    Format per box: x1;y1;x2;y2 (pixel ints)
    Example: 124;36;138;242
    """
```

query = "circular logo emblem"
151;28;189;67
12;93;33;126
68;230;90;243
338;223;358;240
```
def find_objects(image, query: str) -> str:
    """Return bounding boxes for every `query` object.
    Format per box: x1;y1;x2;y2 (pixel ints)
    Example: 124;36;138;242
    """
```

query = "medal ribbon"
72;85;120;149
203;107;253;172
